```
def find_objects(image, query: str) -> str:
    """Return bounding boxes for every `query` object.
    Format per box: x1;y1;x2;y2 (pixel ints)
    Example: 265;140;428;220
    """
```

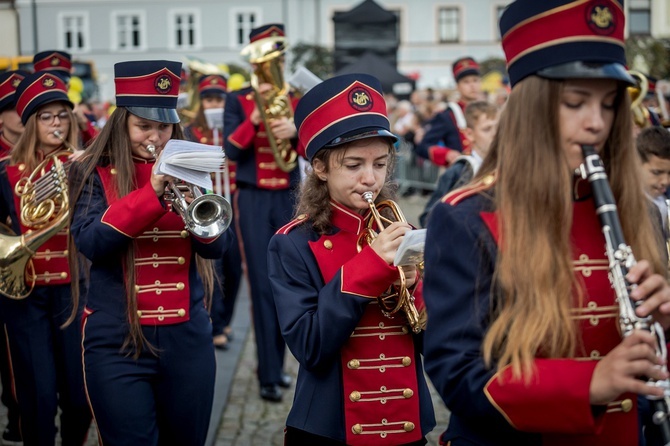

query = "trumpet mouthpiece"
362;191;374;203
146;145;156;157
53;130;63;140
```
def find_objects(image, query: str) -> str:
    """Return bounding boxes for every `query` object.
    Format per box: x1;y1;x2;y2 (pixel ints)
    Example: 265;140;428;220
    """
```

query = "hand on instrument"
150;151;173;197
627;260;670;330
589;330;668;405
269;117;297;140
396;264;418;288
370;221;412;265
249;83;274;126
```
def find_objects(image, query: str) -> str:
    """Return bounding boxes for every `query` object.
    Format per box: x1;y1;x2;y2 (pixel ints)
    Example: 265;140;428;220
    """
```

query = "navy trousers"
211;229;243;336
82;307;215;445
2;284;91;446
235;187;292;386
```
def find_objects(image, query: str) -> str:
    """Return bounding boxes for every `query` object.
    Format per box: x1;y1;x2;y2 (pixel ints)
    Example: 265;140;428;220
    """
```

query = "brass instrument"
180;57;226;123
1;148;71;299
358;191;424;333
146;145;232;239
628;70;651;129
241;36;298;173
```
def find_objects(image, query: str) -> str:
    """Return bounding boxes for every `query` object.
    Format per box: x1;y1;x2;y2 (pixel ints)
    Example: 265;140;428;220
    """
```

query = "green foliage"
289;43;334;80
479;57;507;76
626;37;670;79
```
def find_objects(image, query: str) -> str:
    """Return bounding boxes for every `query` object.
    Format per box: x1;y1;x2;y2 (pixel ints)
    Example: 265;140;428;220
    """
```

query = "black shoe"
2;425;22;445
278;372;292;389
260;384;282;402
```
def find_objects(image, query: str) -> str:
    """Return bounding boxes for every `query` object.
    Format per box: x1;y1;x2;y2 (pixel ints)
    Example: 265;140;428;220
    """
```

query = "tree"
625;37;670;79
289;43;334;80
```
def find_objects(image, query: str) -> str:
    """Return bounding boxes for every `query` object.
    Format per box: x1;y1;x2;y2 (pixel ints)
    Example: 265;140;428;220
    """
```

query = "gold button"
296;214;306;220
63;249;69;256
402;356;412;366
110;168;117;175
178;257;186;265
178;309;186;317
134;285;140;292
403;388;414;398
621;399;633;413
352;424;363;435
323;240;332;250
137;310;143;316
176;282;185;290
181;230;189;238
348;359;360;369
200;137;208;143
18;163;25;171
349;391;361;402
60;272;68;279
482;174;494;186
403;422;415;432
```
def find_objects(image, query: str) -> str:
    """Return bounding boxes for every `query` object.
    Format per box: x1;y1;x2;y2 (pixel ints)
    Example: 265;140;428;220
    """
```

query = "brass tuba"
241;35;298;173
628;70;651;129
357;191;425;333
0;148;71;299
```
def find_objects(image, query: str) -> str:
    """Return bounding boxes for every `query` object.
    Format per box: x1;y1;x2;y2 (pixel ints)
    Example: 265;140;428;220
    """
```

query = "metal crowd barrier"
393;139;440;194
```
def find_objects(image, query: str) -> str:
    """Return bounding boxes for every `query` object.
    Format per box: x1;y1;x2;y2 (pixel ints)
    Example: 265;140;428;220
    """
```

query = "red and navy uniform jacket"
268;202;435;444
184;124;237;194
415;100;470;167
422;176;638;446
223;87;300;190
0;131;12;158
69;159;230;325
0;154;71;286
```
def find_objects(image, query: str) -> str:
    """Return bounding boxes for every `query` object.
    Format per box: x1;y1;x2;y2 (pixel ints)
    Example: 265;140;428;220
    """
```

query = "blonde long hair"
477;76;663;379
10;103;78;170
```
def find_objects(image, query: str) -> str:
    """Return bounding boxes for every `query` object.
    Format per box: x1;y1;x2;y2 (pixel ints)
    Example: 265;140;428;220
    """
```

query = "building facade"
7;0;670;101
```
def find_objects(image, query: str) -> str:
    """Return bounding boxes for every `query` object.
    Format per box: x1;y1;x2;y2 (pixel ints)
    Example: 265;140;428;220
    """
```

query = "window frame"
58;11;90;53
436;5;461;44
168;8;202;51
229;7;263;48
111;10;147;52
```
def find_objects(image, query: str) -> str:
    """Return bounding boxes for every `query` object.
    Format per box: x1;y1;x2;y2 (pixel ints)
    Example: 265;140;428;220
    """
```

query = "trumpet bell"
186;194;233;239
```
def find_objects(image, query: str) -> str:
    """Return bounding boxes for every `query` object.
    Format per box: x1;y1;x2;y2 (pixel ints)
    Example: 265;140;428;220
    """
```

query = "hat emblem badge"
587;4;615;34
155;75;172;94
50;57;60;66
42;77;55;88
11;78;21;88
349;87;373;111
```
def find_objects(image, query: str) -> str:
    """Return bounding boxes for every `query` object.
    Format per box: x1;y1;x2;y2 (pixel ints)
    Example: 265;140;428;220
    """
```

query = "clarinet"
580;145;670;443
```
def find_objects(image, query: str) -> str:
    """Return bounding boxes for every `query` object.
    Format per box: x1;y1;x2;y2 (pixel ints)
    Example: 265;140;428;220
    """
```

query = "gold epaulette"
276;213;309;235
442;172;496;206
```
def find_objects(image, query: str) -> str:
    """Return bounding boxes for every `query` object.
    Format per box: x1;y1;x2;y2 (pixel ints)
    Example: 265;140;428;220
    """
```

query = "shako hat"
499;0;634;87
0;70;29;113
15;71;73;125
114;60;181;124
198;74;227;98
294;73;397;162
453;57;480;83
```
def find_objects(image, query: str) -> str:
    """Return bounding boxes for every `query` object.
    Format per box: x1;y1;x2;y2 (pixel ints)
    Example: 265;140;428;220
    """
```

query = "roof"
333;51;414;93
333;0;397;24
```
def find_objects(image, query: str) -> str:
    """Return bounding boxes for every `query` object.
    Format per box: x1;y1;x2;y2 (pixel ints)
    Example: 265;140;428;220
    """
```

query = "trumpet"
358;191;424;333
146;144;232;239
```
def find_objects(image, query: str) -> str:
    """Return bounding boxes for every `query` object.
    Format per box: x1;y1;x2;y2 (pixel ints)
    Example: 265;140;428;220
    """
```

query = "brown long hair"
68;107;216;358
11;103;79;170
296;137;398;235
477;76;663;379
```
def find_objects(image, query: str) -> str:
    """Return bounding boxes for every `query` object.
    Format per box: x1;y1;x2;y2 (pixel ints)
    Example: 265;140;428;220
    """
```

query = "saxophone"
580;145;670;441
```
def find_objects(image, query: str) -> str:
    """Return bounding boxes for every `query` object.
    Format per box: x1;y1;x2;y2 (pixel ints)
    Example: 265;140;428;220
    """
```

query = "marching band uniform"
224;23;300;401
269;74;435;445
0;72;91;445
414;58;479;166
70;60;230;444
184;74;242;348
0;69;28;444
33;50;98;145
423;1;648;445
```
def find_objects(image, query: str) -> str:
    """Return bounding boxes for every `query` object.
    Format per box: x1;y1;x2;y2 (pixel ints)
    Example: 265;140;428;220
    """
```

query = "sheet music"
394;229;426;267
154;140;225;190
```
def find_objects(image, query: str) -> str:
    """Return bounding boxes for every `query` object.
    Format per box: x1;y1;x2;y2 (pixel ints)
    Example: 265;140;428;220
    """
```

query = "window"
112;12;146;51
60;13;89;52
438;7;460;43
629;9;651;35
170;10;200;50
230;9;261;47
495;4;507;40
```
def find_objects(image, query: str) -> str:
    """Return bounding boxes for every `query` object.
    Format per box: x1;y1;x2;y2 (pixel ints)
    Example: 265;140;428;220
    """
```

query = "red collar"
330;200;367;235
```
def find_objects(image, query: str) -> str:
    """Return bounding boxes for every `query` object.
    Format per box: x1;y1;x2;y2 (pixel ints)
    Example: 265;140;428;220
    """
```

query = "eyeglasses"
37;110;70;124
